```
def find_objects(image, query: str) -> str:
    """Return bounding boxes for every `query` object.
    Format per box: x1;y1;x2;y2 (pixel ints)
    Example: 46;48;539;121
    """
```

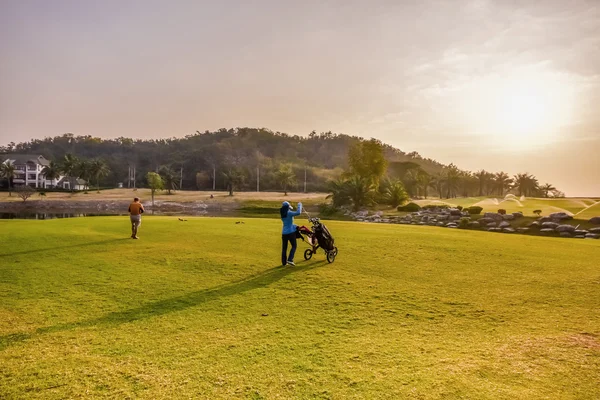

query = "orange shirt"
128;202;145;215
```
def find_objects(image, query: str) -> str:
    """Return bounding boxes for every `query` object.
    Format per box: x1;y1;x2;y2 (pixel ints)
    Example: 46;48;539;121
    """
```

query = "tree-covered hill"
0;128;448;192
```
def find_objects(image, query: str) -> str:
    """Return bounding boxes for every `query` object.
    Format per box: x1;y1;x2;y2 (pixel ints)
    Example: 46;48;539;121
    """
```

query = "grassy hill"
414;196;600;217
1;217;599;398
574;201;600;220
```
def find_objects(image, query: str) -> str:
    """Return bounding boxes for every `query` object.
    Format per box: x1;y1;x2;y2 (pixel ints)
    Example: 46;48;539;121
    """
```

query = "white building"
56;177;88;191
1;154;55;188
1;154;71;189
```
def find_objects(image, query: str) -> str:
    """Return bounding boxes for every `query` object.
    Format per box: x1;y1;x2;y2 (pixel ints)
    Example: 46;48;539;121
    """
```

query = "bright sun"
460;71;575;149
500;89;547;135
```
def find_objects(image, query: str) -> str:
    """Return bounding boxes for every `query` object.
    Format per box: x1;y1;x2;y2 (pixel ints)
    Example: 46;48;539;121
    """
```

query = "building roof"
57;176;87;186
0;154;50;166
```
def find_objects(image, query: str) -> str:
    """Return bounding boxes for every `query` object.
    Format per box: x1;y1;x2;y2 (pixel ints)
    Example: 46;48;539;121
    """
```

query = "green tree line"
0;127;562;198
328;140;563;211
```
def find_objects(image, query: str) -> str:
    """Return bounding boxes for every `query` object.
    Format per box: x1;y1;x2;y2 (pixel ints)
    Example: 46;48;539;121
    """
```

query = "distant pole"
212;166;216;190
128;166;131;188
256;165;260;192
180;167;183;190
304;167;307;193
133;166;136;189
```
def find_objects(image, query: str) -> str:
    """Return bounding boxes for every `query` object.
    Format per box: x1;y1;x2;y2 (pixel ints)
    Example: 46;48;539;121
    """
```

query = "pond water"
0;210;219;219
0;212;126;220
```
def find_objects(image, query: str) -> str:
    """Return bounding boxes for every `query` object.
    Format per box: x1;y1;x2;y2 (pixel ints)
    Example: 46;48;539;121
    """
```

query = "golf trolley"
298;211;338;263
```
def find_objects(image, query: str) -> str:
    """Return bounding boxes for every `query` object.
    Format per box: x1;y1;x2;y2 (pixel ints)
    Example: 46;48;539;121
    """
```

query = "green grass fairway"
1;217;599;399
414;197;489;208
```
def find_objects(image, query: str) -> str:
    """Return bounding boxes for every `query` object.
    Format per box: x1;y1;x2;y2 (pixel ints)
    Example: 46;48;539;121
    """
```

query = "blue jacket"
281;203;302;235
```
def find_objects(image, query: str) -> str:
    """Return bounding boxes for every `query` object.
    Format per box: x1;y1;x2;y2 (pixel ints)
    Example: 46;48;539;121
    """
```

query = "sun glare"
460;71;576;150
500;89;546;135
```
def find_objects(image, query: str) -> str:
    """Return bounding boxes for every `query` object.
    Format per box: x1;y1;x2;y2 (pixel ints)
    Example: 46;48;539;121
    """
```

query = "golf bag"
297;216;338;263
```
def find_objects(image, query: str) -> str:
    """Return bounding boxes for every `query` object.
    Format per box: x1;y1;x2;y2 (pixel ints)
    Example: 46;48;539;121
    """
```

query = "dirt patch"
567;333;600;350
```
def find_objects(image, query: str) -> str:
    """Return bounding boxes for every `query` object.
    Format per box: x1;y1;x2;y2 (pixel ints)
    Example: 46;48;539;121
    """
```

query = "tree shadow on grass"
0;238;130;258
0;260;328;350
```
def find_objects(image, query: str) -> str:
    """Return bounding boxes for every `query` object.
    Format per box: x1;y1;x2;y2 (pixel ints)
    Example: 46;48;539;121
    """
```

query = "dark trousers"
281;232;297;265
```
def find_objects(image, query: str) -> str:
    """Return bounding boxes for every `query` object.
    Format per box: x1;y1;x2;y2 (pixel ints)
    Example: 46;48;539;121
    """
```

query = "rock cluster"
346;208;600;239
535;223;600;239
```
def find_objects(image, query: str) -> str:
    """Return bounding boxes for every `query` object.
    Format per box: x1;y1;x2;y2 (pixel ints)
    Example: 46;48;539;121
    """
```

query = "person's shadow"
0;260;328;350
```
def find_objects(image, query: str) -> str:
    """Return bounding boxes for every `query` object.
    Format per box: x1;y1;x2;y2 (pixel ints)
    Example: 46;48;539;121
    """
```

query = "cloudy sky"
1;0;599;195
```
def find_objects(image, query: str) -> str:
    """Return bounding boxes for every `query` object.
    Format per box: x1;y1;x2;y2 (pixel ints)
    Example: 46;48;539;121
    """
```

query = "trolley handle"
304;209;320;225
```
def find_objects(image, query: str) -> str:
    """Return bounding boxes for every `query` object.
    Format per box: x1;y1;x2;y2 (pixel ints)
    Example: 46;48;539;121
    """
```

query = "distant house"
0;154;88;190
56;176;88;191
0;154;59;189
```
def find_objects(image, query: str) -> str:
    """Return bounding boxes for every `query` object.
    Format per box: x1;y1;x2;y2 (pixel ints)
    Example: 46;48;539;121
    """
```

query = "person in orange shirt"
128;197;145;239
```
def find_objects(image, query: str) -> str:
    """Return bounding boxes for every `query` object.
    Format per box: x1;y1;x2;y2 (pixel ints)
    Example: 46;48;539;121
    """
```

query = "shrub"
381;179;409;208
422;204;449;210
533;209;542;216
319;203;340;217
397;202;421;212
467;206;483;215
498;209;507;215
458;217;470;229
457;205;463;211
16;185;35;202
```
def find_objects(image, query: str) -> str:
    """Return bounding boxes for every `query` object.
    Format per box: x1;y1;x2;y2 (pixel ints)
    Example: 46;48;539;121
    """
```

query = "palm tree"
0;162;16;197
41;161;62;188
431;172;445;199
61;153;79;192
493;172;513;197
512;173;527;196
89;158;110;192
402;168;421;198
159;166;179;194
444;164;461;198
513;173;539;197
459;171;478;198
76;159;92;190
474;170;489;196
382;178;409;207
344;175;376;211
275;164;296;196
539;183;556;198
221;168;243;196
326;177;349;208
417;171;435;199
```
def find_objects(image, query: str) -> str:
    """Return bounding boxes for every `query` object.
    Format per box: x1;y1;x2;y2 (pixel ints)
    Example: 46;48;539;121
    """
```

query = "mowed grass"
416;196;600;217
1;217;599;399
575;201;600;220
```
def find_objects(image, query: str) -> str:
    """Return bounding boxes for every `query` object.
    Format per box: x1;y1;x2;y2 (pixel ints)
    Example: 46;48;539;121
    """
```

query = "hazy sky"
1;0;599;196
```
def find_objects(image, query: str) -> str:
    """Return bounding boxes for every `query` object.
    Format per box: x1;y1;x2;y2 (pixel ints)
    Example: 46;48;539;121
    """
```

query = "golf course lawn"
1;217;599;399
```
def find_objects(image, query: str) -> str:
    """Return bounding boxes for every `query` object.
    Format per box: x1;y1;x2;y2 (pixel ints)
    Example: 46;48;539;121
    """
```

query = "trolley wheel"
304;249;313;260
326;250;336;263
333;247;338;256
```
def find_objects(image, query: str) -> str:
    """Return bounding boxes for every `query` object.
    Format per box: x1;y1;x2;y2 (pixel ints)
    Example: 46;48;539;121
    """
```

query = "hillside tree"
146;172;164;207
347;139;388;185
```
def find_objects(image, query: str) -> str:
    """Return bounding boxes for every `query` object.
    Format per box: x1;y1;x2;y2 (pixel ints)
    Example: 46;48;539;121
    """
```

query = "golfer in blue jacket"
280;201;302;266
